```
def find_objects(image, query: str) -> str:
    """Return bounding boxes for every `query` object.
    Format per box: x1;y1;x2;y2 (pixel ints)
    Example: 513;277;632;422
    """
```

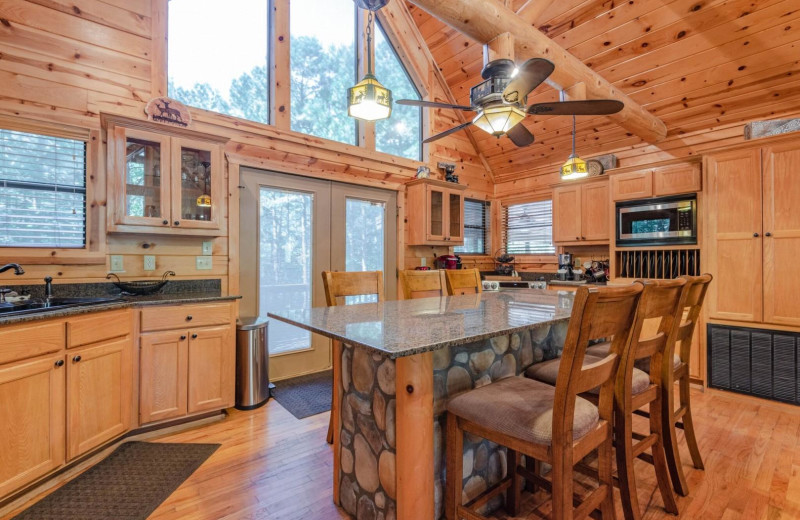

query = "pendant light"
348;9;392;121
560;115;588;180
196;161;212;208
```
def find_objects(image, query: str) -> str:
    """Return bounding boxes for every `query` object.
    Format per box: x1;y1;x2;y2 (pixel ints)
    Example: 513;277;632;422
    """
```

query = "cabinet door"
762;143;800;326
653;163;701;197
611;171;653;201
0;355;65;497
110;126;172;228
170;137;224;230
67;337;132;459
580;182;610;241
553;186;582;243
426;185;446;242
188;326;234;414
706;149;763;322
140;331;188;424
447;190;464;243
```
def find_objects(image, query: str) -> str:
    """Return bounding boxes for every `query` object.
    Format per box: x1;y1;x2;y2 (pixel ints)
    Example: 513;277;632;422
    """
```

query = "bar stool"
445;283;643;520
398;269;447;299
444;268;482;296
529;279;687;519
321;270;385;444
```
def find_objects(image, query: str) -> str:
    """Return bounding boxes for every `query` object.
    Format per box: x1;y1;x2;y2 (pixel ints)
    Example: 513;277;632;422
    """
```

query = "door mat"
12;441;219;520
272;369;332;419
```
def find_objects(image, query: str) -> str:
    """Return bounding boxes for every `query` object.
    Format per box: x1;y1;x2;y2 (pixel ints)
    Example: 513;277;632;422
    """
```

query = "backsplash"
6;279;222;299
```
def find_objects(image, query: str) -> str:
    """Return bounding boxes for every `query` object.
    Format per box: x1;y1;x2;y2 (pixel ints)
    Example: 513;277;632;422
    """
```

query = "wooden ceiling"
407;0;800;183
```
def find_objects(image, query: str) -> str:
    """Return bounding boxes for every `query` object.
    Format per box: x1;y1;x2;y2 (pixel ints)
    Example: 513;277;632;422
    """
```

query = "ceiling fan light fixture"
348;73;393;121
472;105;526;137
354;0;389;11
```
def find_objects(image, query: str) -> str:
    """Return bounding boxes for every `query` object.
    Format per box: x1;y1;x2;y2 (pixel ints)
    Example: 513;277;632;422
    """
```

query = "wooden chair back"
675;274;713;362
553;283;643;442
321;271;385;306
399;270;447;299
445;268;483;296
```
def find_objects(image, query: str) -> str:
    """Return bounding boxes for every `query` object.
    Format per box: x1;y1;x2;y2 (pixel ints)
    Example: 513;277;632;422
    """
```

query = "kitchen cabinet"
553;181;609;244
139;330;188;424
406;178;466;246
611;163;701;201
611;171;652;201
0;354;66;498
105;116;228;236
187;326;234;414
67;336;132;459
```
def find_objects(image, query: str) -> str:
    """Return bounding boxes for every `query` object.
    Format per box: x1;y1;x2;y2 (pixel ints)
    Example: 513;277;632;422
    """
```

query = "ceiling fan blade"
422;122;474;144
527;99;625;116
397;99;474;111
502;58;555;104
506;124;535;147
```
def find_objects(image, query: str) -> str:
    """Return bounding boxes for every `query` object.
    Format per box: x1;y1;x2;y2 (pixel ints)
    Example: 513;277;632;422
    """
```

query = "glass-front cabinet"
106;117;226;235
406;178;466;246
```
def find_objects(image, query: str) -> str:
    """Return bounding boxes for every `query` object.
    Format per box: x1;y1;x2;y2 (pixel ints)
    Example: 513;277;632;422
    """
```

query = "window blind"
502;200;555;255
455;199;489;255
0;129;87;248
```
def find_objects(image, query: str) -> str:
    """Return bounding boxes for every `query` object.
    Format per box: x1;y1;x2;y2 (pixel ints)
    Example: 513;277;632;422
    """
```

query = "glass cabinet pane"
125;137;163;218
429;189;443;237
449;193;462;239
178;146;213;222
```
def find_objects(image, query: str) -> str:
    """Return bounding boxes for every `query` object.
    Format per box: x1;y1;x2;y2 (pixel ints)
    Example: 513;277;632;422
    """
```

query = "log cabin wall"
0;0;492;293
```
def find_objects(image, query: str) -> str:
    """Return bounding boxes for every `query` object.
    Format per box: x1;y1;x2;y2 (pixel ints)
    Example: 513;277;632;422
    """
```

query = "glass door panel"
344;197;385;304
171;137;221;230
428;187;444;240
449;192;463;241
258;187;314;355
120;129;170;226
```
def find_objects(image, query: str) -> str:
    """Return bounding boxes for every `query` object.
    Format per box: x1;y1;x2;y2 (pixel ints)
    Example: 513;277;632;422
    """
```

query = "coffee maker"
558;253;574;281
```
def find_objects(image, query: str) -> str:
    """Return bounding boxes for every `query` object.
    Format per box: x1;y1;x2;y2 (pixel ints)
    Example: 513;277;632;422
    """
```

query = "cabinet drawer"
611;171;653;201
0;320;65;365
140;303;232;332
67;309;131;348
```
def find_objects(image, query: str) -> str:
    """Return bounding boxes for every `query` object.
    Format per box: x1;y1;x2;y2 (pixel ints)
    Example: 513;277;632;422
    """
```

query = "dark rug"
12;442;219;520
273;369;332;419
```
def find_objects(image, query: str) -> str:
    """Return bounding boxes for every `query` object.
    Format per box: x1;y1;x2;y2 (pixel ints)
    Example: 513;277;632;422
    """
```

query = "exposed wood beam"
516;0;555;26
406;0;668;143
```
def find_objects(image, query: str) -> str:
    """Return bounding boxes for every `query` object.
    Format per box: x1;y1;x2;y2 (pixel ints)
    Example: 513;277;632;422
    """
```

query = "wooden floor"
5;387;800;519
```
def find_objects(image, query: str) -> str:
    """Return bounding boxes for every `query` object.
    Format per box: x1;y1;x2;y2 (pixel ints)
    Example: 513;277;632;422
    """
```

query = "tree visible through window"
374;21;422;160
503;200;556;255
168;0;269;123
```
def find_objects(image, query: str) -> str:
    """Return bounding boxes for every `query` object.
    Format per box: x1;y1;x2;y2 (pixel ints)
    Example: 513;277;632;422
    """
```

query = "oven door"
616;195;697;246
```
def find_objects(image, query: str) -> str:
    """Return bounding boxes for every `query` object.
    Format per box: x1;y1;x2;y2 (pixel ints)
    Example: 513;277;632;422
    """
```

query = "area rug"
273;369;332;419
12;442;219;520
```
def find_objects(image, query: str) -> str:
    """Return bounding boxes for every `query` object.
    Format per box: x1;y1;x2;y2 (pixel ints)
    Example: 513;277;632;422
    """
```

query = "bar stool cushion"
446;376;599;445
586;341;681;372
526;356;651;396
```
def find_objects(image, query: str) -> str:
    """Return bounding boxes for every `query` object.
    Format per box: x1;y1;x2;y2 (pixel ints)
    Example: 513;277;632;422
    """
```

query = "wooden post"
406;0;668;143
395;351;434;519
270;0;291;130
332;340;342;505
485;32;515;63
150;0;168;98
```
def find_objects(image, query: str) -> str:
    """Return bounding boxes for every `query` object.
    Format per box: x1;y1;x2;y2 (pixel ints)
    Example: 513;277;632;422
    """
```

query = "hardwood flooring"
4;387;800;519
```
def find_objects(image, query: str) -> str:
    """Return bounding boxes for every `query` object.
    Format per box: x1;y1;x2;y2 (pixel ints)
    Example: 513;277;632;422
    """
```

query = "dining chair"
321;270;385;444
445;283;643;520
444;268;482;296
398;269;447;299
529;279;687;520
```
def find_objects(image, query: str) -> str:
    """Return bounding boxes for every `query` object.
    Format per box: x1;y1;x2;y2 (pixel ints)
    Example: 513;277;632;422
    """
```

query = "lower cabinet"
187;326;235;414
0;355;66;498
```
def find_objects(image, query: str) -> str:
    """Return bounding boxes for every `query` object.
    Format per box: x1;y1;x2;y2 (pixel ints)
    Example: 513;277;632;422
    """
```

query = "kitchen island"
269;290;573;520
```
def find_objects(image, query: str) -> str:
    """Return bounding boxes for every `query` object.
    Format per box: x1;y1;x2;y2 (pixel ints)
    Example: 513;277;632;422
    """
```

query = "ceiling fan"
397;58;624;147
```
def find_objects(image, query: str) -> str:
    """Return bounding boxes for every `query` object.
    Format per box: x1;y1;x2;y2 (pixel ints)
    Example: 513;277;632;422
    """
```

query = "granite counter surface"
268;290;574;358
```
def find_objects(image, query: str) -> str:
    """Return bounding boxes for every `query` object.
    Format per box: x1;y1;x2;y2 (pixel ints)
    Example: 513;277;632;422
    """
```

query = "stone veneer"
339;320;568;520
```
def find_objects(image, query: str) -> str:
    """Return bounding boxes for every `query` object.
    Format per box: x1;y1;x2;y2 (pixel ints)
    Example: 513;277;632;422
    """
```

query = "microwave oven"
616;194;697;247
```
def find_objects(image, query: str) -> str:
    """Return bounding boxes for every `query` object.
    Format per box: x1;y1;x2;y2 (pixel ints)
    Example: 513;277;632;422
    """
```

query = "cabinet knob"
186;315;193;321
581;236;586;240
765;232;772;237
180;335;187;340
55;359;64;368
162;220;169;225
174;221;180;226
191;333;198;339
753;232;760;237
72;355;81;363
576;236;580;240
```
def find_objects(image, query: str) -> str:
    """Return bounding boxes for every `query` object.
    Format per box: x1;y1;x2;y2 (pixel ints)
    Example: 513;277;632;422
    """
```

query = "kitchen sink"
0;297;122;316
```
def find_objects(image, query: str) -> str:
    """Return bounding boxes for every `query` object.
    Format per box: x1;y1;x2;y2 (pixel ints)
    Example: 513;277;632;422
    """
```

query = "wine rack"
616;248;700;279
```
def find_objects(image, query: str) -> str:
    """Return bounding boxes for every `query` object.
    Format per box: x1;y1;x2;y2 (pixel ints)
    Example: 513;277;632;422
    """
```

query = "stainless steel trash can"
235;317;272;410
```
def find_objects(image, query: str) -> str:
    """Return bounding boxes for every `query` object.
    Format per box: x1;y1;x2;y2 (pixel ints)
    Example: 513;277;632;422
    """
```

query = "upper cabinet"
553;180;610;244
105;116;228;236
406;179;466;246
611;163;701;201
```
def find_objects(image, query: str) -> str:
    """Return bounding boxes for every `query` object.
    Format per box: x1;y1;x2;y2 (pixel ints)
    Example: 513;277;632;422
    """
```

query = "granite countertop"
0;293;241;326
548;279;608;287
268;290;574;359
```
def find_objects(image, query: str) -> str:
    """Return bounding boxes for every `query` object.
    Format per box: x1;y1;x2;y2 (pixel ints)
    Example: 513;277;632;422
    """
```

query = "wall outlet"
143;255;156;271
202;240;213;256
196;256;213;270
420;257;426;267
110;255;124;272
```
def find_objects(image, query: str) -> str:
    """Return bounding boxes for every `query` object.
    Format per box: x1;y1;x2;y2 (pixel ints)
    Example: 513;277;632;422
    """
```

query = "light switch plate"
196;256;213;270
110;255;124;272
143;255;156;271
202;240;213;256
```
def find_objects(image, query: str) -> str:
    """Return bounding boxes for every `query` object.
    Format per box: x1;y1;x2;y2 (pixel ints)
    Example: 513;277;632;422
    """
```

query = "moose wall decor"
144;97;192;128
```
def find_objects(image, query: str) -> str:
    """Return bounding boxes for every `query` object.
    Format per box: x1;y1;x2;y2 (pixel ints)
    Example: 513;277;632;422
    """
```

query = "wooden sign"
144;97;192;128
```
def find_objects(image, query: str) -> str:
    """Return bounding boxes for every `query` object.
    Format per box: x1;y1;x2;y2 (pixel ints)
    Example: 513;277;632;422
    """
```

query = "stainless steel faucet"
0;263;24;303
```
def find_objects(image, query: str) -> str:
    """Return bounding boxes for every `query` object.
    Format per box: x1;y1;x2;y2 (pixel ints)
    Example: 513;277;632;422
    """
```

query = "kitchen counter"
548;279;608;287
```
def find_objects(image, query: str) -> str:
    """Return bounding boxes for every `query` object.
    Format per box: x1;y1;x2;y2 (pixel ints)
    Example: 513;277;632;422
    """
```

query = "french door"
239;169;397;380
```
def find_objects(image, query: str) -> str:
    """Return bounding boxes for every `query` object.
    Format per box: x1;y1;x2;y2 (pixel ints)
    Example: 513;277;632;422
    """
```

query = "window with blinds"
503;200;555;255
454;199;489;255
0;128;87;248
